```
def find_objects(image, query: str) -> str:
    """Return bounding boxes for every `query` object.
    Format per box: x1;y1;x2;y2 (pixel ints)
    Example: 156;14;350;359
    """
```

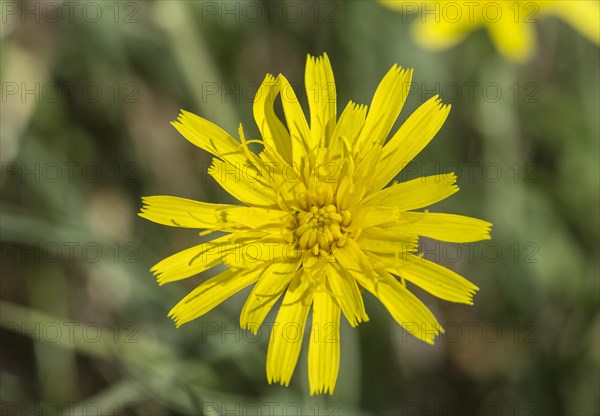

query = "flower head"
381;0;600;62
139;53;492;394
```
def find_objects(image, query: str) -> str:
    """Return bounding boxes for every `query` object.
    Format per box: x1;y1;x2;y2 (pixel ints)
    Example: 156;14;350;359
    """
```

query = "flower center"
292;204;352;256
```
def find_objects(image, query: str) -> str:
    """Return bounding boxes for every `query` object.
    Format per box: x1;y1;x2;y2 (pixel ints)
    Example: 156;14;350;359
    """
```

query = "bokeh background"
1;1;599;415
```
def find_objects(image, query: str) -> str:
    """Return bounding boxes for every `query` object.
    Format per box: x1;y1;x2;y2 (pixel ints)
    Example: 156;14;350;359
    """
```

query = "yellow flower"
139;53;492;394
380;0;600;62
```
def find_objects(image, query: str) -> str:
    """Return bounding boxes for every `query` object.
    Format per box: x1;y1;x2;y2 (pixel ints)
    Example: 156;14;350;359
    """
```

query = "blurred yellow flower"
381;0;600;61
139;53;492;394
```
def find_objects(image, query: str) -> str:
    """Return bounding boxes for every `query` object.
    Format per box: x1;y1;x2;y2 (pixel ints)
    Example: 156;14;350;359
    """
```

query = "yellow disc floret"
292;202;352;256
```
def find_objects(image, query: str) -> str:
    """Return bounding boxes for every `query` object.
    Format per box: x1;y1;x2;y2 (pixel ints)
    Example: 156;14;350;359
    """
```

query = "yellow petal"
363;173;458;210
329;100;367;159
395;212;492;243
347;205;399;231
356;228;418;254
353;144;384;193
139;196;288;231
209;158;276;207
171;110;247;166
372;273;443;344
305;53;337;149
485;13;535;62
266;273;314;386
334;238;379;291
278;74;311;169
355;65;413;152
224;207;289;230
412;13;479;51
325;263;369;327
223;239;301;268
168;267;262;327
150;234;232;285
139;196;222;229
240;261;301;333
253;74;293;162
172;110;277;207
388;253;478;304
370;95;450;192
335;240;441;344
308;291;340;395
540;0;600;45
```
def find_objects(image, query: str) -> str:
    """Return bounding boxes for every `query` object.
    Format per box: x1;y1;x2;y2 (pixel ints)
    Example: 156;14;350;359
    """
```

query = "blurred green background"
1;1;598;415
